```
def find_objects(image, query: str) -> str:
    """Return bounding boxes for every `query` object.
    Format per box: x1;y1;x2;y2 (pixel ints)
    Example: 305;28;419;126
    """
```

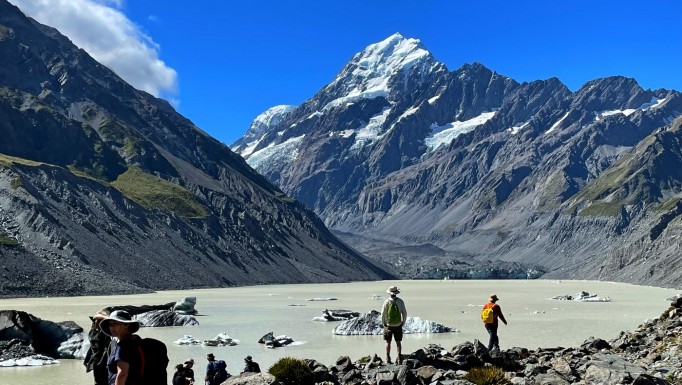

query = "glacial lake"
0;280;678;385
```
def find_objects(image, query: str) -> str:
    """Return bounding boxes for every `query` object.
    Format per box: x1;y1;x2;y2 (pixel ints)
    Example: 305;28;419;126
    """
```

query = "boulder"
416;365;438;382
581;337;612;352
531;372;572;384
632;373;672;385
223;372;281;385
581;353;646;385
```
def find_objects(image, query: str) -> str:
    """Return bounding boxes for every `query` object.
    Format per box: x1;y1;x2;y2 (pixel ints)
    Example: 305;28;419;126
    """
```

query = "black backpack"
137;338;169;385
212;359;229;384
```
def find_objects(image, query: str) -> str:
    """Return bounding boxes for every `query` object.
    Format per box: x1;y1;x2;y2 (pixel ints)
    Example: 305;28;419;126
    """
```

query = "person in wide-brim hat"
386;285;400;295
99;310;140;336
101;310;142;384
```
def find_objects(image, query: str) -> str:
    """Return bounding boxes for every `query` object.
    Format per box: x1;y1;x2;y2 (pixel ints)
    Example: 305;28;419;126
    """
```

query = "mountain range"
0;0;393;297
233;33;682;287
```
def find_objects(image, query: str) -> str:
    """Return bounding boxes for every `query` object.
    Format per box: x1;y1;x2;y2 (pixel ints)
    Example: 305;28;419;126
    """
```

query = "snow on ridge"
239;139;261;158
642;96;666;110
594;97;667;121
428;94;441;105
425;111;496;150
545;111;570;134
245;135;305;171
350;107;392;151
508;120;531;135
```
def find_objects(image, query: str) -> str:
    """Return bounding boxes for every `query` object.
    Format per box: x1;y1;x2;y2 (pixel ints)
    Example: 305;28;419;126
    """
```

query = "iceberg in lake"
173;334;202;345
550;291;611;302
332;310;456;335
203;333;240;347
0;355;59;367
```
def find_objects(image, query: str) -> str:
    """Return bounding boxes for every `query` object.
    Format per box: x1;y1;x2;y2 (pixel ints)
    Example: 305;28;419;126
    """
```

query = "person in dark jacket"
100;310;142;385
173;364;188;385
83;310;111;385
242;356;261;373
183;358;195;383
482;294;508;352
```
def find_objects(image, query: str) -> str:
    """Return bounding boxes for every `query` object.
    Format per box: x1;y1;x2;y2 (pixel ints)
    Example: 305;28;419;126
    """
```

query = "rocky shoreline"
227;295;682;385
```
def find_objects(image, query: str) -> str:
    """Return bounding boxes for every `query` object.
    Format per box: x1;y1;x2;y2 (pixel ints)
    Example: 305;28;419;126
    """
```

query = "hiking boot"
386;356;392;364
396;356;402;365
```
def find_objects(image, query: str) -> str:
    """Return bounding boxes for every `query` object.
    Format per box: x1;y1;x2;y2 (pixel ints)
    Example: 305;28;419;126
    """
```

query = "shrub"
464;366;509;385
268;356;314;385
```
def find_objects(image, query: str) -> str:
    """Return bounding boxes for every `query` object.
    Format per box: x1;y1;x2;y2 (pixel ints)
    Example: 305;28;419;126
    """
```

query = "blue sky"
10;0;682;145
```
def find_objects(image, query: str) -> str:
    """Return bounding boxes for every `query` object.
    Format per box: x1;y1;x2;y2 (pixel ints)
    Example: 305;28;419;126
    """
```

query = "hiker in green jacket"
381;285;407;364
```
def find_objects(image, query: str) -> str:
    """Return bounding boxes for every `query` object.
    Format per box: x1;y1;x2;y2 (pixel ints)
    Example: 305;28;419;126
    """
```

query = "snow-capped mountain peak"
231;104;296;154
251;105;296;133
321;33;437;110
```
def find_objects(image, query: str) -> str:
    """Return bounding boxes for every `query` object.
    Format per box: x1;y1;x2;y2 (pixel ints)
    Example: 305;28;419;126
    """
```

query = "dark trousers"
485;323;499;351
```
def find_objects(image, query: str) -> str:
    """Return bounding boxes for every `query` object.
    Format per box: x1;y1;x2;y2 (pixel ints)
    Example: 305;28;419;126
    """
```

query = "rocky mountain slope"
0;0;393;298
234;33;682;287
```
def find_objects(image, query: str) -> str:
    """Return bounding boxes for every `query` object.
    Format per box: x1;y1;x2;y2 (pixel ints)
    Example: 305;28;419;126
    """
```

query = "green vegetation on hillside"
10;177;21;189
658;197;682;212
111;166;208;218
275;191;295;203
0;235;19;247
0;153;44;167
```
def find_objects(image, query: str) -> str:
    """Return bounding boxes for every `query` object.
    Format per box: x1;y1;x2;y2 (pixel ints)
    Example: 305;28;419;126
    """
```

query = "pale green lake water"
0;279;678;385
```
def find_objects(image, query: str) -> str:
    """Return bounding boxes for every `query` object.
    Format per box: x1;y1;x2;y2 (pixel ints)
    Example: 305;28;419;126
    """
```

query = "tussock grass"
464;366;509;385
268;357;315;385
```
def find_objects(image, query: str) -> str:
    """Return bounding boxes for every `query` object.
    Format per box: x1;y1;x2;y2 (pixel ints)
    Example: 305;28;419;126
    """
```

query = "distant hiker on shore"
84;310;111;385
242;355;261;373
184;358;195;384
381;285;407;364
173;363;189;385
205;353;229;385
100;310;142;385
481;294;508;352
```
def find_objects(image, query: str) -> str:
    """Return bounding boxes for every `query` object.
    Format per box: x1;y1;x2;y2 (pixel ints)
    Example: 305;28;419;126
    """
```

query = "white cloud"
9;0;178;101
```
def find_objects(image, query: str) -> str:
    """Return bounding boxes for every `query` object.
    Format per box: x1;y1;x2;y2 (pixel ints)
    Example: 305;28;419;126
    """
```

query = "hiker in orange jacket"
482;294;507;352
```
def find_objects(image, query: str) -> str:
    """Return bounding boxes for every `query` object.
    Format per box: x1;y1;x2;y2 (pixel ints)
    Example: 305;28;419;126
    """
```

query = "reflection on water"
0;280;677;385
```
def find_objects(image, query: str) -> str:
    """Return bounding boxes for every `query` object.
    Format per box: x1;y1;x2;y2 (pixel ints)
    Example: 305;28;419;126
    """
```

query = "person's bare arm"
115;361;129;385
